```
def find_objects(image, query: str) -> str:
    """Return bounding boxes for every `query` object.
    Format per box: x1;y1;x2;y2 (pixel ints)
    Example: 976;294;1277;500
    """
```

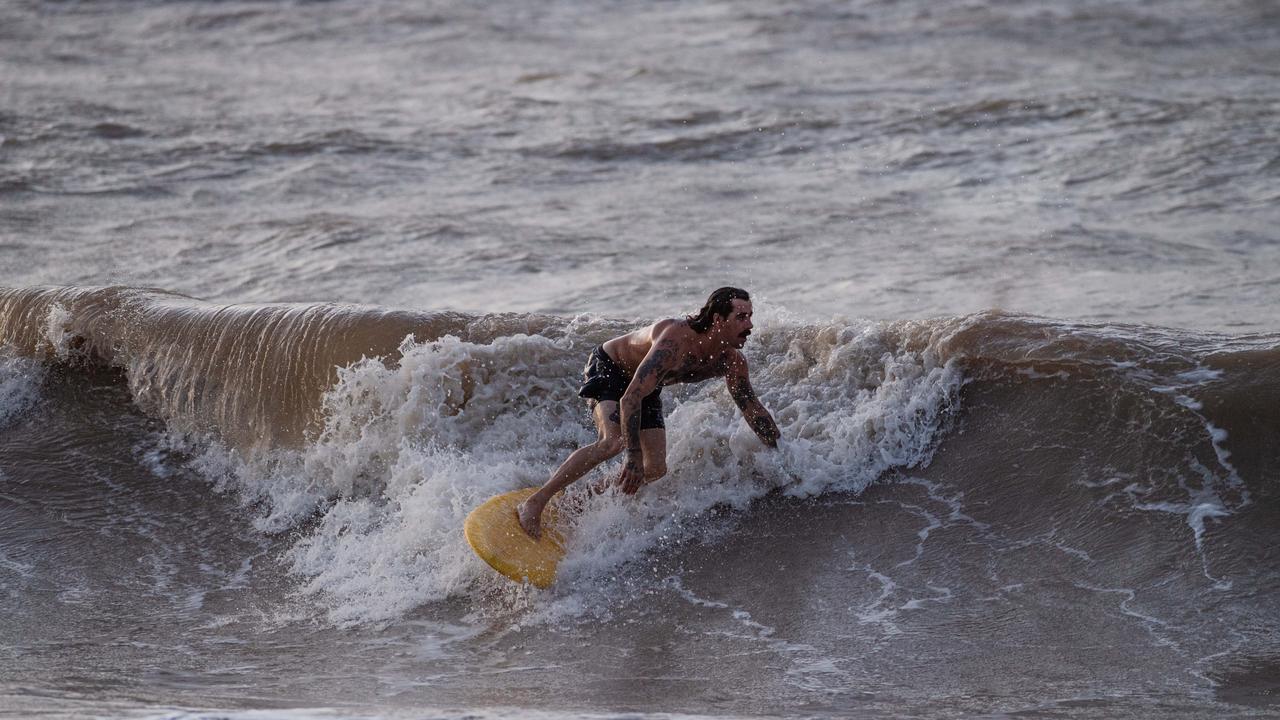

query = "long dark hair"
686;287;750;334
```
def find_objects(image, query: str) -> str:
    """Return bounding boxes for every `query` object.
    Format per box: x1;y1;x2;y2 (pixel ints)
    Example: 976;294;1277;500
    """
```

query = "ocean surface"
2;1;1279;718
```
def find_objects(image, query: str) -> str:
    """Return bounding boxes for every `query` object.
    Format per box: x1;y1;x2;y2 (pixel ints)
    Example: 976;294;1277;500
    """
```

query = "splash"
0;346;44;429
186;309;968;625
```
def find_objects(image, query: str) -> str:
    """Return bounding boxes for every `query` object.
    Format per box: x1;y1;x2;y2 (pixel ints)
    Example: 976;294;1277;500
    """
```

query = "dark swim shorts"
577;346;665;429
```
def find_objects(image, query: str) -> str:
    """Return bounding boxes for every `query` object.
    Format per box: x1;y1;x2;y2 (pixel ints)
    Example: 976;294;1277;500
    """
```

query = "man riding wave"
517;287;781;539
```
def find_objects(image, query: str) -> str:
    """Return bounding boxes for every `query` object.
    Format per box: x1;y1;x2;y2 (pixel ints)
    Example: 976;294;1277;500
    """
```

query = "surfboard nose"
464;488;566;588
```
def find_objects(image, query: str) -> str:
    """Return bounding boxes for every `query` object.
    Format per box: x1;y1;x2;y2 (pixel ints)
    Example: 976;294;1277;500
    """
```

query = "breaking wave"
2;285;1277;629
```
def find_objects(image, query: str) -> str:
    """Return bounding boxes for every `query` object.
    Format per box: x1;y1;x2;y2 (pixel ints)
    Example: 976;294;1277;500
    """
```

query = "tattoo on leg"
608;406;620;424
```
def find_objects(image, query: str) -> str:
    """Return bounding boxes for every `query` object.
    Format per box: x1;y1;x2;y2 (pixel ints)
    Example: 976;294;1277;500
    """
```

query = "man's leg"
517;400;622;538
640;428;667;484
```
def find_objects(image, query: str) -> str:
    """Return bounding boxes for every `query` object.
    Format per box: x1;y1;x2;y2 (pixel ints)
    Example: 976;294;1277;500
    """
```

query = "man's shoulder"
651;317;691;342
722;348;748;372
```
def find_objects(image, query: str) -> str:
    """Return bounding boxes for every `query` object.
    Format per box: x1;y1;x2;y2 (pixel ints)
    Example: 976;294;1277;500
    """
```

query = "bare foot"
516;499;542;540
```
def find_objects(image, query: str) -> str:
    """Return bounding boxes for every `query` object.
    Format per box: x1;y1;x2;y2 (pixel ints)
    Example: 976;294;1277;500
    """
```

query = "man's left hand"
617;451;645;495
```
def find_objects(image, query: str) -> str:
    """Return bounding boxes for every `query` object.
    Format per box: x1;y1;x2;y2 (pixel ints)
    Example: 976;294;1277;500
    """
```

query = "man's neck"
696;329;733;356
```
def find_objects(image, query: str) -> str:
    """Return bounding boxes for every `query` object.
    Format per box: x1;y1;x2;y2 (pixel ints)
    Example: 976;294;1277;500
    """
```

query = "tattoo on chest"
664;355;725;386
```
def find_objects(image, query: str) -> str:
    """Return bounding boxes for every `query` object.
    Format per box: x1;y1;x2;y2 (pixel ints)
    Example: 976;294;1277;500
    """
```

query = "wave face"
0;286;564;449
2;287;1279;715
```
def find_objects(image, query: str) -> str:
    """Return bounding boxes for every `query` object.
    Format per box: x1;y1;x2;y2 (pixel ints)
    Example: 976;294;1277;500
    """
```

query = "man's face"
721;299;754;348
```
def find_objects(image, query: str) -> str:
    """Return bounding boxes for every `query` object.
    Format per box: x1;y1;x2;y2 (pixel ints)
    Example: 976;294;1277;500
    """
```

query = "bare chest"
660;355;727;386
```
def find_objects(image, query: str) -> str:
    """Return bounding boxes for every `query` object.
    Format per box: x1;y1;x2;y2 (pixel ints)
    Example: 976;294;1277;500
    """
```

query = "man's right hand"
617;450;645;495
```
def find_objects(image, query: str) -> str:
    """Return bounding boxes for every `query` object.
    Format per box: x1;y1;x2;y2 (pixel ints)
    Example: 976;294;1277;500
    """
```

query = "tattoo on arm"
622;339;677;452
625;408;642;453
750;413;781;448
728;375;759;410
634;342;675;386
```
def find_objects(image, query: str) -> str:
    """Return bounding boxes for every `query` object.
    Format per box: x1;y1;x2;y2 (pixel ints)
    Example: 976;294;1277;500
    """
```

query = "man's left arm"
725;352;780;448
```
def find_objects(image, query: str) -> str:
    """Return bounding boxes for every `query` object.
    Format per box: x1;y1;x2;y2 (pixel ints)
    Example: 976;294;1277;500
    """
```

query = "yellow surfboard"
464;488;566;589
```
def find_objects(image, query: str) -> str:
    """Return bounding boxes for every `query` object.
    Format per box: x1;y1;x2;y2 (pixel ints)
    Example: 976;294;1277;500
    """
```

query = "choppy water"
2;1;1279;718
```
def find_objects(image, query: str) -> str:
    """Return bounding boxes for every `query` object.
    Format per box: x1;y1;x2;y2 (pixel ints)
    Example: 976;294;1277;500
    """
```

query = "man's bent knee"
596;437;624;458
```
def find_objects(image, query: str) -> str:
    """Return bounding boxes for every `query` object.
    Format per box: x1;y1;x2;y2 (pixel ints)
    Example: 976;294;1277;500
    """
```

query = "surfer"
516;287;782;539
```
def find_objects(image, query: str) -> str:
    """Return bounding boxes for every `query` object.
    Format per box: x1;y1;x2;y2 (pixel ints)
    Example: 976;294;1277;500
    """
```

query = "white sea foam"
662;574;850;693
172;309;965;625
42;302;74;360
1119;361;1247;590
853;565;902;634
